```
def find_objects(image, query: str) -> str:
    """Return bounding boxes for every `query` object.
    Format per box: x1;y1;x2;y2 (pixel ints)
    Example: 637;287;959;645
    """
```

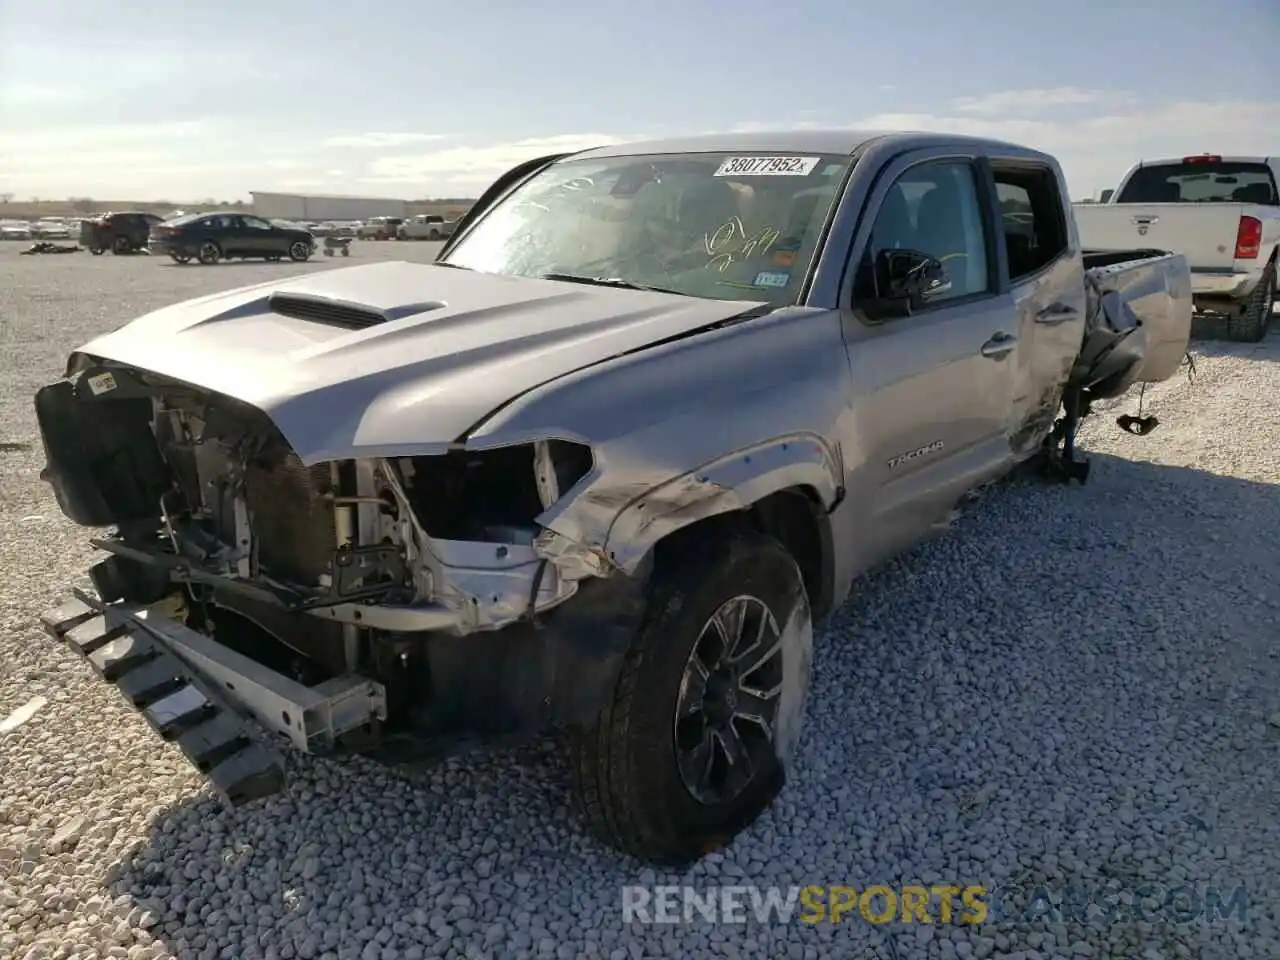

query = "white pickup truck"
398;214;455;241
1073;155;1279;342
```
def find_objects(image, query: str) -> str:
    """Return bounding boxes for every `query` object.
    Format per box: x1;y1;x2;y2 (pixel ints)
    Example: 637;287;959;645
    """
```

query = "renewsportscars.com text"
622;885;988;925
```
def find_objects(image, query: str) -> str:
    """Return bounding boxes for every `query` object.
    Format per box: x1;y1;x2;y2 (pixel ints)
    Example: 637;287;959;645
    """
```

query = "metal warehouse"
250;191;408;221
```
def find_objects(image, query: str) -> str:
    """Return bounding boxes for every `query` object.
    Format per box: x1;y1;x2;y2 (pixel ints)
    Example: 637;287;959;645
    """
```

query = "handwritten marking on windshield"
702;218;782;272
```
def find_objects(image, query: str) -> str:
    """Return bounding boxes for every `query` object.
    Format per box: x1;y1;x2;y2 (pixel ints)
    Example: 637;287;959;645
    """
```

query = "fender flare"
599;433;843;574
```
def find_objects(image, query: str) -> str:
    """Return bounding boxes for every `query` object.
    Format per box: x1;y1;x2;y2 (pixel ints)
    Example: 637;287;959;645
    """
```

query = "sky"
1;0;1277;203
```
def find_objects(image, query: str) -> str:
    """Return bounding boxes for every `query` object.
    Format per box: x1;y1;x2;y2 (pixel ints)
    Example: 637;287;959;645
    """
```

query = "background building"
250;191;408;221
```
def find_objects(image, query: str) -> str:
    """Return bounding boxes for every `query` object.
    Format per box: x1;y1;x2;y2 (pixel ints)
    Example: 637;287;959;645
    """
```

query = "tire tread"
568;529;797;864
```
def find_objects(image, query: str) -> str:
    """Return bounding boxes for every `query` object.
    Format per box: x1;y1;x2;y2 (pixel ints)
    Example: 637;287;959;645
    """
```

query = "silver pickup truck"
34;129;1192;865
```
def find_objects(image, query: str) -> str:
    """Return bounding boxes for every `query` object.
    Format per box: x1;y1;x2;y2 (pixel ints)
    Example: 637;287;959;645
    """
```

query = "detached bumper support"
39;592;387;807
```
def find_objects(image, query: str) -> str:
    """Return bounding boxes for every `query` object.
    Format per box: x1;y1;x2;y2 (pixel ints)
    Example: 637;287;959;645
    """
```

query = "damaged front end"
35;358;642;804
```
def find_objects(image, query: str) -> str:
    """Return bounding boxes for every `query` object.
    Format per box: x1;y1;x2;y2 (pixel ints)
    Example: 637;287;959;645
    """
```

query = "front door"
840;153;1020;567
237;215;286;256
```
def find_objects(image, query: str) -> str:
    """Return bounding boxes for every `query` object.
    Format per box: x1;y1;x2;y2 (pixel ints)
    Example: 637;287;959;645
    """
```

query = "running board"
39;593;386;807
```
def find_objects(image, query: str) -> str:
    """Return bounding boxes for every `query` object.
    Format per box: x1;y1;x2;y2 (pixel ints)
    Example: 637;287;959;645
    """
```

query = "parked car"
357;216;405;240
309;222;335;238
80;212;164;255
32;218;72;240
148;212;315;265
398;214;455;241
1074;154;1279;342
35;129;1191;865
0;219;32;241
330;221;359;238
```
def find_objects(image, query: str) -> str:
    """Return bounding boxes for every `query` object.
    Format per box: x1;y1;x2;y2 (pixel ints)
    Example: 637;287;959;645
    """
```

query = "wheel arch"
646;485;836;625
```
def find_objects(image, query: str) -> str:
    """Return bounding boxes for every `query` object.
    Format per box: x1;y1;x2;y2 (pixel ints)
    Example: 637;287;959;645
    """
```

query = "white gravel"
2;244;1278;960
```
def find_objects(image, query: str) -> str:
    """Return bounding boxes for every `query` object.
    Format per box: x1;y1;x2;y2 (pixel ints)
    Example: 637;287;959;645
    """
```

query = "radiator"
244;453;337;586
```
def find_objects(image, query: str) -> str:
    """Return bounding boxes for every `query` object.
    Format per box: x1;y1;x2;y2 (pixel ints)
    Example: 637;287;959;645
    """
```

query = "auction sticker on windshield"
714;156;820;177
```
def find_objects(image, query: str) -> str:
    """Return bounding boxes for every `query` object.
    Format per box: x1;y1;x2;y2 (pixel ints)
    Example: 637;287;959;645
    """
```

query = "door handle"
1035;303;1078;325
980;333;1017;359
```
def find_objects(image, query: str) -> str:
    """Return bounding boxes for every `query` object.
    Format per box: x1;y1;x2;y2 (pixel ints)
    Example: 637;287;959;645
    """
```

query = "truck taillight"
1182;154;1222;164
1234;216;1262;259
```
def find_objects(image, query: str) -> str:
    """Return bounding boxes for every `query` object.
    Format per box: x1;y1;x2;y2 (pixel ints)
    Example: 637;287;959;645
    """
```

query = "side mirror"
859;248;952;322
1099;189;1114;204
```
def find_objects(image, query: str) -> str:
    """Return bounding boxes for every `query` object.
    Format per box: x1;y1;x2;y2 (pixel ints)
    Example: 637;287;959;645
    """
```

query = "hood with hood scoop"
72;260;767;462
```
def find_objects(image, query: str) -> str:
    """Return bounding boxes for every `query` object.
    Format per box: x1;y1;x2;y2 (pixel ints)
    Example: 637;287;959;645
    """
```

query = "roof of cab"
568;128;1043;161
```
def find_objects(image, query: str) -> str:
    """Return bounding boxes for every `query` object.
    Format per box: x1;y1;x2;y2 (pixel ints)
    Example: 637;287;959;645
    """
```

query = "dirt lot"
1;241;1277;960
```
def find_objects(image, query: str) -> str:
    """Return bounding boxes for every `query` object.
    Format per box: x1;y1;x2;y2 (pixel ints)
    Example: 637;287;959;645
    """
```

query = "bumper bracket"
40;592;387;807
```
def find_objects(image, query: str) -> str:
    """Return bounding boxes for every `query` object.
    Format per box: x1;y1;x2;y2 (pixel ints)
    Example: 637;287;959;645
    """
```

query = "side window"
992;165;1068;283
863;160;992;305
242;215;272;230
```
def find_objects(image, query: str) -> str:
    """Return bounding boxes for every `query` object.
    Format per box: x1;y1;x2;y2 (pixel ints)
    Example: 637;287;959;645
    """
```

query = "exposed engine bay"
35;361;608;710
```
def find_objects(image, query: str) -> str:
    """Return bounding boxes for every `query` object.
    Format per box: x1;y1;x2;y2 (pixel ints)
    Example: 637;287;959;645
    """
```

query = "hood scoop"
268;291;445;330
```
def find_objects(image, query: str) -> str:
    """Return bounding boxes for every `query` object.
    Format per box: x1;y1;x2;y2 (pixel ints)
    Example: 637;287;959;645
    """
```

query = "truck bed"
1069;249;1193;399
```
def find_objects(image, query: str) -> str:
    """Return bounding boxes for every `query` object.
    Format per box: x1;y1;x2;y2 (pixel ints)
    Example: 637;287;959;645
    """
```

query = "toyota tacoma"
35;130;1193;865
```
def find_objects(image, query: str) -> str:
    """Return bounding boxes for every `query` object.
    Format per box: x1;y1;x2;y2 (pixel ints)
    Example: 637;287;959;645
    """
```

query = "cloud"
950;87;1133;115
0;82;87;107
0;120;215;154
4;91;1277;203
362;133;630;187
856;98;1280;194
322;132;454;148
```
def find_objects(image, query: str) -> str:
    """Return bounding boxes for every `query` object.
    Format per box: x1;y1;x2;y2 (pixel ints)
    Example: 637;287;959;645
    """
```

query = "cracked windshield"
442;153;852;302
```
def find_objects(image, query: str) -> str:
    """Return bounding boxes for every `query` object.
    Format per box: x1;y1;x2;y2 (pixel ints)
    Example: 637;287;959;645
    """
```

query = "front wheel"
567;528;812;865
288;241;311;262
111;235;132;255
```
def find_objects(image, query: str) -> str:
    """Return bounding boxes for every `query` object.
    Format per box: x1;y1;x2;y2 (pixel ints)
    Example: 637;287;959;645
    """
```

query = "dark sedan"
149;213;315;265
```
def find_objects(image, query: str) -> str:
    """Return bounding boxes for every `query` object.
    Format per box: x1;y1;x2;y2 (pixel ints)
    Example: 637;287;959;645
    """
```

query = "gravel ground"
1;242;1278;960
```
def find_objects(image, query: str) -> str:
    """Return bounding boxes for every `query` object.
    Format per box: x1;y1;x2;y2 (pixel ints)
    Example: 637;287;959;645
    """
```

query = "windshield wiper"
538;273;686;296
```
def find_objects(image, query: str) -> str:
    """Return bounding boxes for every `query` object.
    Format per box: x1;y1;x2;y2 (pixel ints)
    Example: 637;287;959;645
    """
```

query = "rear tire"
111;236;131;255
567;529;813;865
196;241;221;265
170;253;191;264
428;230;441;240
1226;264;1275;343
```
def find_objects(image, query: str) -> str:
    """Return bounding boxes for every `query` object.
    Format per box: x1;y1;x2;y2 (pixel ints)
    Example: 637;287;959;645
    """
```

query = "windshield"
441;151;853;304
1117;161;1278;204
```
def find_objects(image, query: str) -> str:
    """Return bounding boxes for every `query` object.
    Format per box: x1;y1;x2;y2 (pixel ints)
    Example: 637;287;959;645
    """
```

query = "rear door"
840;149;1019;563
206;215;241;254
989;159;1088;456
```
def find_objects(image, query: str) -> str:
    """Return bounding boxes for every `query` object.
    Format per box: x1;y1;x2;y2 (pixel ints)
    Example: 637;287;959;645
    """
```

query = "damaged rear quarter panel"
463;305;852;571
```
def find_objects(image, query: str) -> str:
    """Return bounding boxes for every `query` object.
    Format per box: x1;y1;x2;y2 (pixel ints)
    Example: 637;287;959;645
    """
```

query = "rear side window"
1117;161;1278;205
991;165;1069;284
